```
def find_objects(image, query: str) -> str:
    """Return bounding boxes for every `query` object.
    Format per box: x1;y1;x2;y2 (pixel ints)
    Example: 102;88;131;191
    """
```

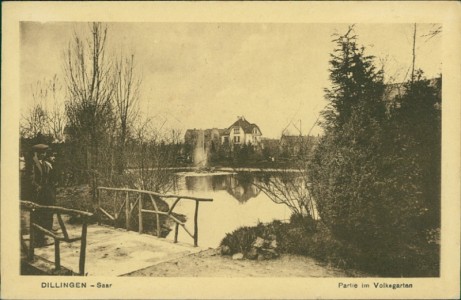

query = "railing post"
138;195;143;233
21;201;94;275
79;222;88;276
57;213;69;240
97;188;101;226
28;210;35;260
150;196;161;238
113;191;117;223
194;200;199;247
54;239;61;271
125;192;130;230
174;223;179;243
156;216;161;238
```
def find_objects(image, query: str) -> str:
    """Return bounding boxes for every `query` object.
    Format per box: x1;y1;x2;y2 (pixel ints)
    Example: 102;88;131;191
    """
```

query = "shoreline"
127;167;303;173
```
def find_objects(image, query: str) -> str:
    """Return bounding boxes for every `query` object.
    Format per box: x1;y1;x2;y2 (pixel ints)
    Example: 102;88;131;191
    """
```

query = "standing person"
30;144;54;246
44;150;58;207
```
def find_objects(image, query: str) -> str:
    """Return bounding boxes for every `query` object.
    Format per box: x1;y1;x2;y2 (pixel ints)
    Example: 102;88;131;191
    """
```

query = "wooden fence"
96;187;213;247
20;200;93;275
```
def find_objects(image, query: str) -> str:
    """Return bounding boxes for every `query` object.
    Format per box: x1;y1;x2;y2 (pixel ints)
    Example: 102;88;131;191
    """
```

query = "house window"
234;127;240;134
234;136;240;143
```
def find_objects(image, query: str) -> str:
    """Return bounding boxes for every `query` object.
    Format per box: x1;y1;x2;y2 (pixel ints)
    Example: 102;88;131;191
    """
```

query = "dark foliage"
308;26;440;276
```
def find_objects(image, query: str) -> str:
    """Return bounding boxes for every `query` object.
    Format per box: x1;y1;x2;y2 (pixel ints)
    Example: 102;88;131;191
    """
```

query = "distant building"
184;129;197;145
185;116;263;149
204;128;221;151
260;138;279;150
278;121;318;158
221;116;262;147
184;128;221;148
279;135;316;158
219;128;231;145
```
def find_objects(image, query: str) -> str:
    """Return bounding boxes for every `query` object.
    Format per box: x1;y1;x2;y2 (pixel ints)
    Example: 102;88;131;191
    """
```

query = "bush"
220;217;323;258
219;218;352;268
220;222;282;255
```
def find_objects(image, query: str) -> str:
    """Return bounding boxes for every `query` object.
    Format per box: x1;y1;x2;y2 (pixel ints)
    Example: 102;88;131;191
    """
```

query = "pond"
165;171;291;248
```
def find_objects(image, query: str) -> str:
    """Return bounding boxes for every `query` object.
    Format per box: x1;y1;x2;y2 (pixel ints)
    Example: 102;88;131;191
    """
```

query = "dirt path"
124;248;365;277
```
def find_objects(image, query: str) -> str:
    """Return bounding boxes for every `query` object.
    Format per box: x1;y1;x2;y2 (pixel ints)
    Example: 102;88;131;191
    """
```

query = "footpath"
125;248;366;277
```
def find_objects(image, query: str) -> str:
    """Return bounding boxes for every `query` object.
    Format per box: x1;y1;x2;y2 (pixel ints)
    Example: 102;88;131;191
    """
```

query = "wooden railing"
96;187;213;247
20;201;93;275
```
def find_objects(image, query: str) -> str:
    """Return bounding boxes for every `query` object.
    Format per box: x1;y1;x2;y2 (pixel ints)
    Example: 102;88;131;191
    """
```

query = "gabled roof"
229;117;262;135
281;121;302;136
219;128;230;136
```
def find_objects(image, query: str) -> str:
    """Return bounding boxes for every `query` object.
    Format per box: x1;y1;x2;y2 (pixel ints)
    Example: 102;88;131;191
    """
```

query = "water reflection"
226;176;260;203
182;173;260;203
169;171;290;248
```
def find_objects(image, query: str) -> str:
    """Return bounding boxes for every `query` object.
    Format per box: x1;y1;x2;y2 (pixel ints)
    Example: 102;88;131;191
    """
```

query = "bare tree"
411;23;442;83
113;53;141;173
21;79;50;138
252;136;319;220
253;116;321;220
63;22;116;180
128;117;178;194
61;22;182;193
47;75;66;142
21;102;48;139
411;23;417;83
253;171;315;217
21;76;66;141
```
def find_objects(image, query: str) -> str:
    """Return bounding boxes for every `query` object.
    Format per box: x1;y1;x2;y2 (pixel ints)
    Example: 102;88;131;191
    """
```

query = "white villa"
184;116;263;150
221;117;262;147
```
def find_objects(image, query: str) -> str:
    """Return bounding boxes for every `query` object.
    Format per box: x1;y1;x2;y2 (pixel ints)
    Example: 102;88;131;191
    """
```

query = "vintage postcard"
2;1;460;299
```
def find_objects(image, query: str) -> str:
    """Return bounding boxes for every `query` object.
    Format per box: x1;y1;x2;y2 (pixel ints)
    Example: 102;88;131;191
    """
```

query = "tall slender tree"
322;26;385;132
63;22;116;183
113;53;141;174
310;26;387;242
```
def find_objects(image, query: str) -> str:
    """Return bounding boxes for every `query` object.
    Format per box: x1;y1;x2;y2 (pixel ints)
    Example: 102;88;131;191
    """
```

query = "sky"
20;22;442;139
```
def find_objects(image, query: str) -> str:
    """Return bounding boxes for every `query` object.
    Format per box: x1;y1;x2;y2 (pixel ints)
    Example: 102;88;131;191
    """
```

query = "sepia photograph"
2;2;460;299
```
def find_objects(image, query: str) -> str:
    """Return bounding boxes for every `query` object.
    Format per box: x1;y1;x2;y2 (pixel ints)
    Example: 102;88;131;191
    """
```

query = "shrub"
220;222;281;255
220;218;320;257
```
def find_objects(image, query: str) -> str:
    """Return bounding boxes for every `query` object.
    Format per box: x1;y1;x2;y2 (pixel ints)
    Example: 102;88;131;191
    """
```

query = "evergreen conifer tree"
310;27;388;245
308;27;440;276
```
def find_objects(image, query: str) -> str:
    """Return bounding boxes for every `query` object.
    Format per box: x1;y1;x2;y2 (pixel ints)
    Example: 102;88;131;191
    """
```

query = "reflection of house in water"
183;173;260;203
225;175;260;203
